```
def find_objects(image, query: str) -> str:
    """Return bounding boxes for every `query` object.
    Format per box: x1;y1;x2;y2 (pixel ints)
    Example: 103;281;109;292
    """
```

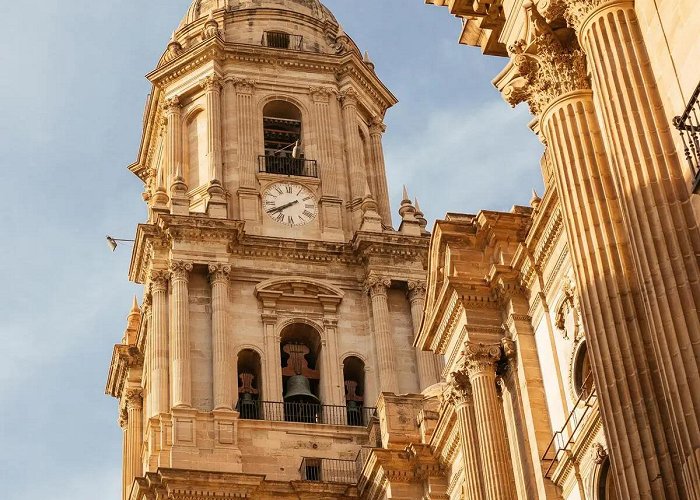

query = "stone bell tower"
106;0;443;498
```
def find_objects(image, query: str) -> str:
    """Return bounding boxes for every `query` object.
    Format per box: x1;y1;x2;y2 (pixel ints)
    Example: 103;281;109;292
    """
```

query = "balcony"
258;155;318;178
673;81;700;193
236;399;376;427
262;31;303;51
299;457;357;484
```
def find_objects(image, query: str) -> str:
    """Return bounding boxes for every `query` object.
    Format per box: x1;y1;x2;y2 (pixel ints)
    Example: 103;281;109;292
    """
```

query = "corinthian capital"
541;0;606;32
309;86;335;103
369;115;387;135
163;96;181;114
444;369;472;406
170;261;193;281
464;342;503;376
200;74;222;92
208;263;232;284
149;270;170;293
407;280;427;302
339;88;359;108
498;1;589;116
364;274;391;296
124;388;143;411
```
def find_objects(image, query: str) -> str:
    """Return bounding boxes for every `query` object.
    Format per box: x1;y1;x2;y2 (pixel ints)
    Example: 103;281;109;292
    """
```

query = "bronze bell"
284;374;320;403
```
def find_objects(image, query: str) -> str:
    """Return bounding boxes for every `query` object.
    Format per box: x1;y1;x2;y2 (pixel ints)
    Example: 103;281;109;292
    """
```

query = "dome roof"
182;0;337;27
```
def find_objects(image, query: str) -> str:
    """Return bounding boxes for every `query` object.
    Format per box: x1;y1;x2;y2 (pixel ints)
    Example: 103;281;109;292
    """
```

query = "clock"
263;182;318;226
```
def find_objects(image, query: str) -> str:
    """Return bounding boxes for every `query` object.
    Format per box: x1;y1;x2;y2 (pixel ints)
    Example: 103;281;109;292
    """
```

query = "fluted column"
233;78;257;189
368;116;392;226
169;261;192;408
202;75;227;218
365;275;399;394
564;2;700;495
124;388;143;498
149;271;169;415
408;281;441;389
446;370;485;500
311;87;338;197
119;410;128;500
340;89;368;206
465;342;516;499
209;264;233;410
498;3;680;497
164;97;188;214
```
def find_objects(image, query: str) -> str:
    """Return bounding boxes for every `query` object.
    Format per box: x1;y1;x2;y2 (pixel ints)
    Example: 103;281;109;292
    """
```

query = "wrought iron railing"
262;31;304;51
299;457;357;484
258;155;318;178
236;399;376;427
673;81;700;192
541;373;598;479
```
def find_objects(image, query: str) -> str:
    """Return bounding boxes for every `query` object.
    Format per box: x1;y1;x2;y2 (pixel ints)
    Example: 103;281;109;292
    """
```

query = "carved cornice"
499;2;589;116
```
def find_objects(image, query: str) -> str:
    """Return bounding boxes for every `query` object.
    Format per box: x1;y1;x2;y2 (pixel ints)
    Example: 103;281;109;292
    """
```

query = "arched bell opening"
280;323;321;423
237;349;262;420
262;100;306;176
343;356;365;427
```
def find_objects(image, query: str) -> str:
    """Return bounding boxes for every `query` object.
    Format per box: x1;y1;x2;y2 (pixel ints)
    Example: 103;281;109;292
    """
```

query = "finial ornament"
202;12;221;40
530;189;542;209
363;51;375;71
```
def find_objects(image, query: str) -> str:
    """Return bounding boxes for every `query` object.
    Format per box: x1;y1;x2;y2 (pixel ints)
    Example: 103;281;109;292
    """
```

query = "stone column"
209;264;233;410
149;271;169;416
365;275;399;394
408;281;441;389
201;75;227;218
311;87;338;197
169;261;192;409
322;317;345;407
164;97;188;215
124;388;143;498
234;78;257;189
368;116;392;226
562;1;700;495
465;342;516;499
446;370;485;500
119;410;128;500
497;4;681;497
262;314;283;403
340;89;368;208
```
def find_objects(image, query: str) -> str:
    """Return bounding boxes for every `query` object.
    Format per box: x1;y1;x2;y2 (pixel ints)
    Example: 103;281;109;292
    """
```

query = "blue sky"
0;1;542;498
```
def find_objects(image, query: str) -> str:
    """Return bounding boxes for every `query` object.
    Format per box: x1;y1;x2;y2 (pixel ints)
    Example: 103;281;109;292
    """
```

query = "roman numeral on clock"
303;210;313;218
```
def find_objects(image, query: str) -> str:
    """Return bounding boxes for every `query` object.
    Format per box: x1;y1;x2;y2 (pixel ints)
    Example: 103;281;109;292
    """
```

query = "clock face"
263;182;318;226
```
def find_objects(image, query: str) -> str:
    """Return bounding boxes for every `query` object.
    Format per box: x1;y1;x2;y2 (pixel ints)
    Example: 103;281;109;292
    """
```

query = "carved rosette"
208;263;232;285
200;74;222;93
149;270;170;294
503;2;590;116
369;115;387;136
407;280;427;303
464;342;503;376
169;261;193;282
364;275;391;297
124;388;143;411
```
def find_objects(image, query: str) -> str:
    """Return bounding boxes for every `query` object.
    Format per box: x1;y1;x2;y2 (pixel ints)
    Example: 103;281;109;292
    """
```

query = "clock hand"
267;200;300;214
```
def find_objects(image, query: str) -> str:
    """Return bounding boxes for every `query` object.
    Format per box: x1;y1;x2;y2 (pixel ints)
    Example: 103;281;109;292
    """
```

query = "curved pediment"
254;276;344;311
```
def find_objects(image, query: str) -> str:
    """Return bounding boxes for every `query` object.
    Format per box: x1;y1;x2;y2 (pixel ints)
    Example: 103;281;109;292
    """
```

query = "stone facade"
106;0;700;499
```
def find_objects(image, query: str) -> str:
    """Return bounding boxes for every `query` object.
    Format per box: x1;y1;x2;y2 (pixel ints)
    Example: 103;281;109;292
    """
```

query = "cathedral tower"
106;1;442;498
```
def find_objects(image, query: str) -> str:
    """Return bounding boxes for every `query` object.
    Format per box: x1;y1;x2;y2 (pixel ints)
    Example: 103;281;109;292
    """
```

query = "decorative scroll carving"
502;2;589;115
169;261;193;281
119;408;128;429
369;115;387;135
464;342;503;375
444;368;472;406
541;0;605;31
309;86;336;103
364;274;391;297
163;96;181;114
228;77;256;95
208;263;232;285
339;88;359;108
200;74;222;92
125;388;143;411
149;270;170;293
407;280;427;302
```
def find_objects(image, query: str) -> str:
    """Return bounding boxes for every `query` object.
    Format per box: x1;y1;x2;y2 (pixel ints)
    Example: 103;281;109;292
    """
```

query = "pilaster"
124;388;144;497
209;264;233;409
164;97;188;215
340;89;368;228
149;270;170;416
201;75;228;219
368;116;392;227
408;280;441;390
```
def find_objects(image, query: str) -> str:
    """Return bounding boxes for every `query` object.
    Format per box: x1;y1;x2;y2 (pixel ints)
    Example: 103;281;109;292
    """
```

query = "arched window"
598;458;618;500
186;110;208;189
280;323;321;422
262;101;306;176
237;349;262;419
572;341;594;399
343;356;365;426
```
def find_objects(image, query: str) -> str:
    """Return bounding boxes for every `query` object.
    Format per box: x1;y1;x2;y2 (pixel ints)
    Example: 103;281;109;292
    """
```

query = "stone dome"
182;0;337;27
